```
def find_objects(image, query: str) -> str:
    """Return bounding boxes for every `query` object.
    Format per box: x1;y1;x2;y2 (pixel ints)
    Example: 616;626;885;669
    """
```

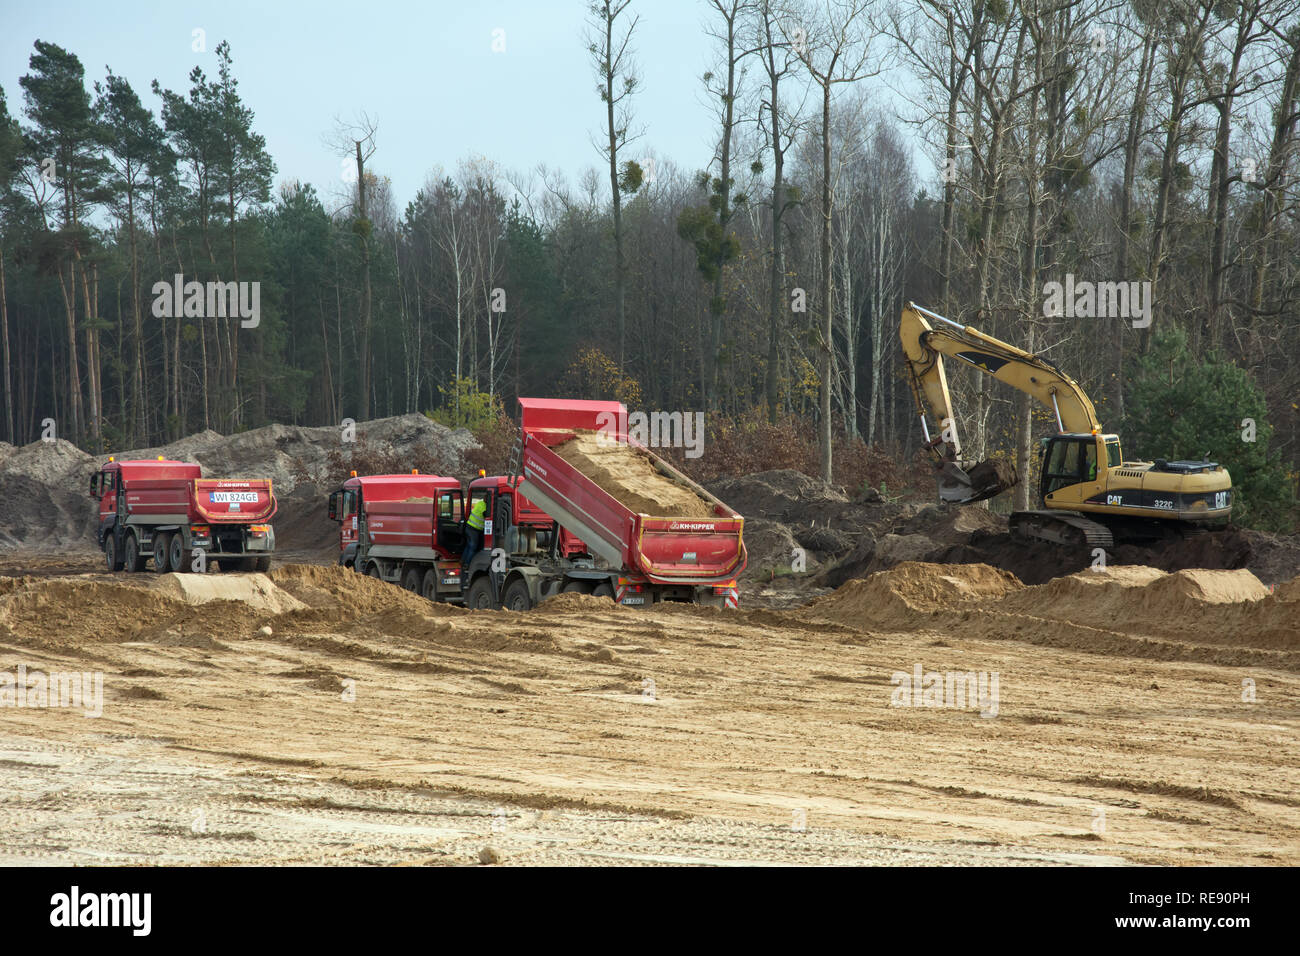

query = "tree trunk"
819;82;834;483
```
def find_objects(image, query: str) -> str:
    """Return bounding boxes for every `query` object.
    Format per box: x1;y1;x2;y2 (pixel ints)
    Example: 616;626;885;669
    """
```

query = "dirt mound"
153;572;308;614
267;563;450;622
899;503;1007;545
1236;530;1300;586
989;566;1297;657
536;591;631;613
803;558;1296;664
270;481;336;562
708;469;906;542
1276;576;1300;602
0;440;98;551
999;566;1265;622
815;507;1001;587
810;561;1023;627
553;432;714;518
739;518;820;583
708;469;849;518
0;577;177;645
912;525;1263;587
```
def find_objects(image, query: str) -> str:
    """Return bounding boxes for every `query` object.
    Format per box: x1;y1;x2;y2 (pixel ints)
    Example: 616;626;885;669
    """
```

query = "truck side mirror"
327;491;340;522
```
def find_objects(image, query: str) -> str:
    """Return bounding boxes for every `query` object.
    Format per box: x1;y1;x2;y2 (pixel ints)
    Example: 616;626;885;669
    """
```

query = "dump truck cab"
328;472;464;565
467;472;589;560
91;458;202;535
328;472;467;597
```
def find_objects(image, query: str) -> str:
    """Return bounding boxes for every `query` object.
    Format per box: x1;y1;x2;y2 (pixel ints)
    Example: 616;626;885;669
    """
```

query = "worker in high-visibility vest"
463;496;487;570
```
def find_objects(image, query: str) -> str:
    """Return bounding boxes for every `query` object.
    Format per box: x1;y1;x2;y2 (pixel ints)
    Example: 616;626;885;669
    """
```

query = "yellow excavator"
899;301;1232;548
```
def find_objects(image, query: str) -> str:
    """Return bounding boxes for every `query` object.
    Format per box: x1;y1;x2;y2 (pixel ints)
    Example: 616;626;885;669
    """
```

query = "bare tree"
792;0;878;482
587;0;642;369
752;0;807;421
326;112;378;418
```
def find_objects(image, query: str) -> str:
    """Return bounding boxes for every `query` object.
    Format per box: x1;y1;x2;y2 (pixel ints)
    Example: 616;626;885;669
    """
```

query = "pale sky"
1;0;923;210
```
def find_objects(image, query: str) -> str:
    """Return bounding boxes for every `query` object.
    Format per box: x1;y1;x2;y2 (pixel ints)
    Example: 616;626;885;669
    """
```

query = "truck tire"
168;534;190;573
254;556;271;573
367;563;383;581
465;575;496;610
562;580;589;594
421;569;439;601
401;565;422;592
104;534;123;572
153;532;171;574
502;577;533;612
123;533;147;573
591;582;614;600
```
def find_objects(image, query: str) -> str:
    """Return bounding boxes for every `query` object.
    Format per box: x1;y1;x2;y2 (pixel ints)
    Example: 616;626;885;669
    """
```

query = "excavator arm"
900;301;1102;503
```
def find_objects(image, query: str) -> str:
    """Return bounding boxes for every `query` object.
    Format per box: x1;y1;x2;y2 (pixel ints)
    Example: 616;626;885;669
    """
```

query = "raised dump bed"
518;397;746;601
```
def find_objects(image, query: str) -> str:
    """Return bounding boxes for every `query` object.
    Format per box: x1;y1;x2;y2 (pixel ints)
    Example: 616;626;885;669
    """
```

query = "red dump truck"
327;470;591;603
326;397;745;610
91;457;277;573
328;471;468;599
507;397;745;609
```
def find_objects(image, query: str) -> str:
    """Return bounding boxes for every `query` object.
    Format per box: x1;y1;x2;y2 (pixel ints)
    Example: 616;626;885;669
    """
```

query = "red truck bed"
112;462;276;524
517;398;745;585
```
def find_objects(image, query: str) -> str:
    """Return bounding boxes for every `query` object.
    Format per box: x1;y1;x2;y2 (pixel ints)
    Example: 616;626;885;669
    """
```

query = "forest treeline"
0;1;1297;528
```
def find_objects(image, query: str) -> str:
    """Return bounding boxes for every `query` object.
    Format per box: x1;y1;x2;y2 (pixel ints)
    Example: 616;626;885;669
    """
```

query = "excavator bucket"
937;459;1018;504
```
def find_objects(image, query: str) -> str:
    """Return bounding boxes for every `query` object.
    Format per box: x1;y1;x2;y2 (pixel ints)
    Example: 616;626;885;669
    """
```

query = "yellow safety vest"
467;498;487;531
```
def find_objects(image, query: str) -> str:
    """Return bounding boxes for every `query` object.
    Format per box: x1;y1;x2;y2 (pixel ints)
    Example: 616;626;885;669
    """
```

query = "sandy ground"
0;556;1295;866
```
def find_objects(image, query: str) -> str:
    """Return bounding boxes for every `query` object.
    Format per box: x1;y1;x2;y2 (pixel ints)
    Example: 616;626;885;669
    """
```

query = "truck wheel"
168;533;190;573
253;556;271;573
401;565;422;592
104;534;123;572
366;564;383;581
122;534;146;573
591;582;614;600
152;533;171;573
562;580;589;594
502;578;533;612
465;575;496;610
421;569;439;601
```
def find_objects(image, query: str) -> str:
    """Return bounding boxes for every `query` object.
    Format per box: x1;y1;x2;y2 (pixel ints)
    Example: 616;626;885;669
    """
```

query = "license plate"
210;492;258;503
620;596;645;605
441;577;458;585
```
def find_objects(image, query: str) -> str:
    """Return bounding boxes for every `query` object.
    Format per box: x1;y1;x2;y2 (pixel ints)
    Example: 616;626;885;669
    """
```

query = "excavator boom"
900;302;1100;503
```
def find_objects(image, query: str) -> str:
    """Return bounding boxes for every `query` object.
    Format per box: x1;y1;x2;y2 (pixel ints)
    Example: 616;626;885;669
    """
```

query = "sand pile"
0;439;99;551
554;431;715;518
268;564;440;616
810;561;1022;627
0;577;181;645
1275;576;1300;602
154;572;308;614
999;567;1268;626
0;564;459;651
803;560;1296;662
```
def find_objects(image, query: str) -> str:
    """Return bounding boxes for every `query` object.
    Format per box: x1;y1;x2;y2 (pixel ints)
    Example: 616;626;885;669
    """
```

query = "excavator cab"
1038;434;1121;504
1040;435;1092;498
